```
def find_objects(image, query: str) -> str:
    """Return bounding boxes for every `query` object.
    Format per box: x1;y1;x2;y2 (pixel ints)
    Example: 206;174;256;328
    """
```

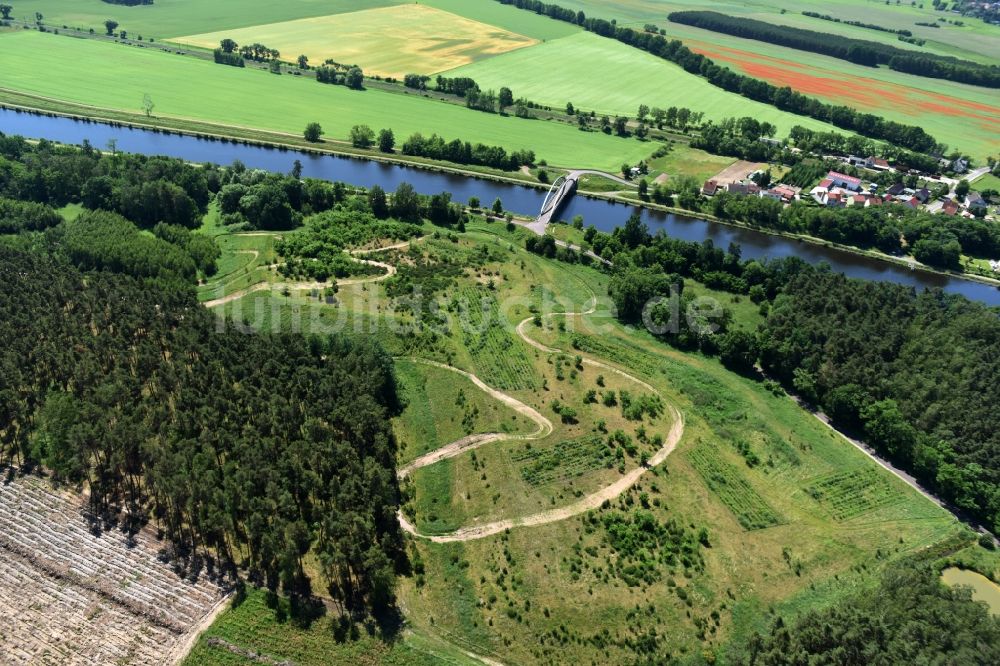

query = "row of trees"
400;132;535;171
316;65;364;89
691;116;779;161
0;135;213;228
801;10;914;37
494;0;943;153
669;10;1000;88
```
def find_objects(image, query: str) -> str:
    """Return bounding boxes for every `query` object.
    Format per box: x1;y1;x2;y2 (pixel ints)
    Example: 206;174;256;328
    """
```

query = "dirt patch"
0;474;227;665
709;160;765;185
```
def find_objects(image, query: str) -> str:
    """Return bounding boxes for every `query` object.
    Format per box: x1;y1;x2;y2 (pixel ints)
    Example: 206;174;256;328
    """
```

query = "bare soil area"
0;473;227;665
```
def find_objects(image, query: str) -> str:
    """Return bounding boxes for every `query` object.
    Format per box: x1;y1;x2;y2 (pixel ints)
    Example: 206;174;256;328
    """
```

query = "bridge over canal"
525;170;636;234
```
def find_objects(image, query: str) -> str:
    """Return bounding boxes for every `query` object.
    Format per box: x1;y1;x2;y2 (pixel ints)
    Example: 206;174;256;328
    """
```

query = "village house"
967;192;988;214
824;191;845;207
701;180;719;196
768;185;797;203
941;200;961;216
866;156;891;170
826;171;862;191
727;182;760;196
886;182;906;197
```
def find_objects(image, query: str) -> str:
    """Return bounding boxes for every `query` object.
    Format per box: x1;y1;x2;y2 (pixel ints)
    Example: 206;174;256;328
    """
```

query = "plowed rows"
0;474;226;664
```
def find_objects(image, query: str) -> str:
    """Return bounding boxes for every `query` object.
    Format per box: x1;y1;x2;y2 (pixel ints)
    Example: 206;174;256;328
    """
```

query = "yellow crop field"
172;4;538;78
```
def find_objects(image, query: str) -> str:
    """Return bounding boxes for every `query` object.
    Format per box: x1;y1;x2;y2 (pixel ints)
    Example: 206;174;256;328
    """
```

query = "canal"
3;107;998;305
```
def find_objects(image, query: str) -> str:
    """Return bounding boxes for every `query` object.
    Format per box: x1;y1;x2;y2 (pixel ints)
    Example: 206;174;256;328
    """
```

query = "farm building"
967;193;988;213
727;182;760;196
826;171;862;191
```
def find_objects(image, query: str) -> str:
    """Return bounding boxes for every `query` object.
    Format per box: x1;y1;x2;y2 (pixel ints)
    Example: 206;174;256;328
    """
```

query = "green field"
648;20;1000;160
173;4;539;78
419;0;580;41
7;0;395;38
0;30;654;171
499;1;999;159
551;0;1000;63
10;0;579;41
446;32;847;138
183;587;479;666
973;172;1000;192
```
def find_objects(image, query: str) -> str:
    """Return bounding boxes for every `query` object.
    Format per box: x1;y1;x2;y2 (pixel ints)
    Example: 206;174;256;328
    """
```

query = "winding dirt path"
397;359;552;479
203;238;685;542
398;298;685;543
202;244;405;308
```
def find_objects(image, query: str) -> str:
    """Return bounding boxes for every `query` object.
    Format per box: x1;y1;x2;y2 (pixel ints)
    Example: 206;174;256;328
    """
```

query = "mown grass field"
445;32;847;138
7;0;395;38
199;212;970;664
173;5;539;78
0;30;653;171
647;143;735;183
972;172;1000;192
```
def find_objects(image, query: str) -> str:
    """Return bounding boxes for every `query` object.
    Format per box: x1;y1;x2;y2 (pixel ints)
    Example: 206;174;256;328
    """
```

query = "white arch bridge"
527;170;636;235
526;173;578;234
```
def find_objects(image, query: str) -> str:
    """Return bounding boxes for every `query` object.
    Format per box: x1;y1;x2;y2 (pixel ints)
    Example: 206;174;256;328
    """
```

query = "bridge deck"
529;174;578;234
